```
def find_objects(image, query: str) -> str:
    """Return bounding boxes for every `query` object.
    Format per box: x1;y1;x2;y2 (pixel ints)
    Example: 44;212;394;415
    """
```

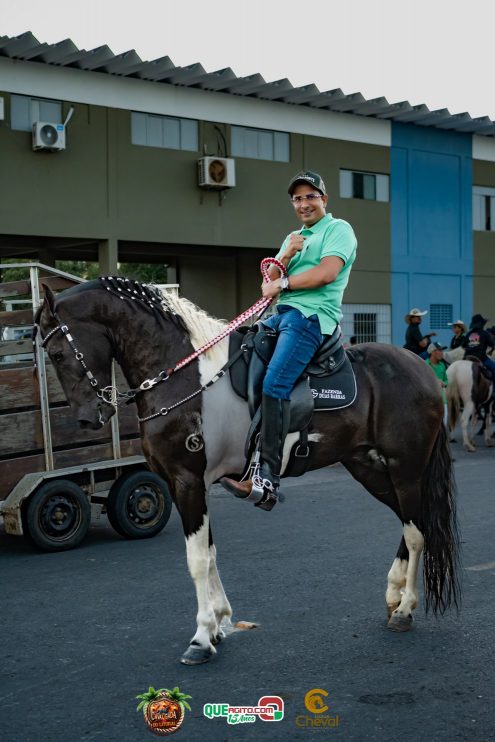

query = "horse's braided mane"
99;276;227;360
100;276;173;316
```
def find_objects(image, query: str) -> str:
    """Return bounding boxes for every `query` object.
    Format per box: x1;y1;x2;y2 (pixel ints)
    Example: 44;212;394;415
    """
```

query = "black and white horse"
447;359;494;451
36;278;460;664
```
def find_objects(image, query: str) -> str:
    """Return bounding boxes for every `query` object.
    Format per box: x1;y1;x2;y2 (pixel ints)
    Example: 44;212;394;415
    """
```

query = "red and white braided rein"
171;257;286;373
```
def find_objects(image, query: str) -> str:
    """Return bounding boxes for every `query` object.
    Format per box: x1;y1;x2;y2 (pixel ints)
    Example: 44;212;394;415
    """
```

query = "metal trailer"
0;263;175;551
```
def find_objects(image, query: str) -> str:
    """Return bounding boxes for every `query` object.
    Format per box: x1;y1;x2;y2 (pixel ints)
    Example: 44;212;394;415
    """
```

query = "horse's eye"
53;351;64;363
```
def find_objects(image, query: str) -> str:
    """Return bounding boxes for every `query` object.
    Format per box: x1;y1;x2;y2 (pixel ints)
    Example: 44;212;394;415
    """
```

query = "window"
473;186;495;231
352;313;377;343
429;304;453;330
131;112;198;151
231;126;289;162
340;169;389;202
10;94;62;132
341;304;391;343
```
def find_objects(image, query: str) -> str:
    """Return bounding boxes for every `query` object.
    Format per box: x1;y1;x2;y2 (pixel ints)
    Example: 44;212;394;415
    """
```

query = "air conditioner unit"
198;156;235;189
32;121;66;152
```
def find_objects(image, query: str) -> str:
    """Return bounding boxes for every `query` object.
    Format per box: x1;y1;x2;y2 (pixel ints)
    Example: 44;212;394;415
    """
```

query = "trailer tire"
106;470;172;539
25;480;91;552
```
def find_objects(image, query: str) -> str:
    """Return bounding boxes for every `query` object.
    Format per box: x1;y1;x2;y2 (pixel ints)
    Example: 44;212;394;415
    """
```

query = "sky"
2;0;495;120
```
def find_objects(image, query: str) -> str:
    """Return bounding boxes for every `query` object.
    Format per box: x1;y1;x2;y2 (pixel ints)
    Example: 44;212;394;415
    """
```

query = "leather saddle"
465;355;494;382
228;322;357;476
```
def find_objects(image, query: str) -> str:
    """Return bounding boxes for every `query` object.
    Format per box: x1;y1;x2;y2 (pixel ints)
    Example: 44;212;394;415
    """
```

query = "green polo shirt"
426;358;448;403
275;213;357;335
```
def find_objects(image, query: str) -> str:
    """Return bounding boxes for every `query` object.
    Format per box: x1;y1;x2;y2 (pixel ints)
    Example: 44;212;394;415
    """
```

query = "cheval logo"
203;695;284;725
136;685;192;736
295;688;340;728
305;688;329;714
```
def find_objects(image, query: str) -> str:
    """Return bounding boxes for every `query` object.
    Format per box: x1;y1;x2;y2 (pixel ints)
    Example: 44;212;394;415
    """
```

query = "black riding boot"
253;395;291;511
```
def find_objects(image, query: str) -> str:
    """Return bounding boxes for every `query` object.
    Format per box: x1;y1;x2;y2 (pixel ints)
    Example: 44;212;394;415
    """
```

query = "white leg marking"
392;522;424;619
461;401;476;451
185;514;217;652
208;543;233;638
386;557;407;612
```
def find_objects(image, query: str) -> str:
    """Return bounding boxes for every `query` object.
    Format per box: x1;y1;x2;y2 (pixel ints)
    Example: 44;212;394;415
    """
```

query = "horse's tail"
421;423;461;614
446;367;460;432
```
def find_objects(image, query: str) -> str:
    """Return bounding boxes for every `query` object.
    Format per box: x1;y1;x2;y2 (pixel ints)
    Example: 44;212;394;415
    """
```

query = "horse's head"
37;284;116;430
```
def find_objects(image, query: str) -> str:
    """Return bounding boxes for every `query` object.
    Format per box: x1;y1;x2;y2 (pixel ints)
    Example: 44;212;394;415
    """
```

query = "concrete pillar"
98;238;119;276
37;248;56;268
166;263;177;283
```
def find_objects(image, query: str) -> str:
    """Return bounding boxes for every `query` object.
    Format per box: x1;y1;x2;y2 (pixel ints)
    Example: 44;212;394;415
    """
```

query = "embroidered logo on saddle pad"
309;359;357;410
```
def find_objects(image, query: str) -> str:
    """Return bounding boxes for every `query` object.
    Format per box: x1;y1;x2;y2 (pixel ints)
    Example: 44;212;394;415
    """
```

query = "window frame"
10;94;62;132
131;111;199;152
230;125;290;163
473;185;495;232
340;168;389;202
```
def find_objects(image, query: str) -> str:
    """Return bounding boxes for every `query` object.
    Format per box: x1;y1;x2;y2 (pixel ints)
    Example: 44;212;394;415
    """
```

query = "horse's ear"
41;284;56;315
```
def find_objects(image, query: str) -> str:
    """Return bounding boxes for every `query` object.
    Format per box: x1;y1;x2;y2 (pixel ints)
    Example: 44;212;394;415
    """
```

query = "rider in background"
447;319;467;349
425;341;449;426
462;314;495;376
403;308;436;358
220;170;357;511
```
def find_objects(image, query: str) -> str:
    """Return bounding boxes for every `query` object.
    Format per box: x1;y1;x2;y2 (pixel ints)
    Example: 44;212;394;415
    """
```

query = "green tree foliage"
0;259;169;284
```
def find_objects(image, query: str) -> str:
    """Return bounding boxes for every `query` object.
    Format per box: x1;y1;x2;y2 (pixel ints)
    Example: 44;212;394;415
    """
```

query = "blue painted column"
391;124;472;347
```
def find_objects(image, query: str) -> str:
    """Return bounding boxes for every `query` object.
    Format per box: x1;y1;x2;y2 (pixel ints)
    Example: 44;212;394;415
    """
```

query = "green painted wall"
0;93;390;313
472;159;495;320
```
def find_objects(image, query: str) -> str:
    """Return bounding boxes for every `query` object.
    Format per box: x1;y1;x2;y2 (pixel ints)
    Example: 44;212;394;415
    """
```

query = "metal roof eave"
1;31;493;137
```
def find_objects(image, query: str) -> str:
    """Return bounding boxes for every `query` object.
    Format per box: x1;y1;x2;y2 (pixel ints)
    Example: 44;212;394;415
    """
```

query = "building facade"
1;32;494;345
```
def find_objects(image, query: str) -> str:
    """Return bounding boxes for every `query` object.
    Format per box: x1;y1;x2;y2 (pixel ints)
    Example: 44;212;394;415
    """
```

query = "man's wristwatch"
280;276;290;291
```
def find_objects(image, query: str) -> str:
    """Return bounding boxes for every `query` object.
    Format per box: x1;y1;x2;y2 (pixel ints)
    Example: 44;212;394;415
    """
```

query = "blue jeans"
261;306;323;400
483;356;495;375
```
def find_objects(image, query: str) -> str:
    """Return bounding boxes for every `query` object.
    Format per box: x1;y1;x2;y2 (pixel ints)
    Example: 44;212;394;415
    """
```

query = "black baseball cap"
288;170;326;196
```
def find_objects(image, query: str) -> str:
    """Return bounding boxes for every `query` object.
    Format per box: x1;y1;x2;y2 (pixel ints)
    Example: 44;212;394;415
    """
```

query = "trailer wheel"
106;470;172;539
25;480;91;552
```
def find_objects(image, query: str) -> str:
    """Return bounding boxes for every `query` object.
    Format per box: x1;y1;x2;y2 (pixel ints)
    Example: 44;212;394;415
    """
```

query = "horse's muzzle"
77;401;115;430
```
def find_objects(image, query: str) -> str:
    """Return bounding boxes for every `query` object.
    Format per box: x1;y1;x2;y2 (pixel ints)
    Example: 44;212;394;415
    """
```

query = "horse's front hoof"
387;612;413;632
180;643;215;665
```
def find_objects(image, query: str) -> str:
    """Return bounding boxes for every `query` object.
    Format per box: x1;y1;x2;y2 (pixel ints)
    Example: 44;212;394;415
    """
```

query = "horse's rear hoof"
387;612;413;632
180;644;215;665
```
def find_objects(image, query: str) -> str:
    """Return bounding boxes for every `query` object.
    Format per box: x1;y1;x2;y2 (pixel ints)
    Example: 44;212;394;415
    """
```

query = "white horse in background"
447;359;493;451
443;346;464;365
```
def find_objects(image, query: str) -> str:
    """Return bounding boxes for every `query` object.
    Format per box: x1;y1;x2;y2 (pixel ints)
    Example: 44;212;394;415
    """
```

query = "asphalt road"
2;441;494;742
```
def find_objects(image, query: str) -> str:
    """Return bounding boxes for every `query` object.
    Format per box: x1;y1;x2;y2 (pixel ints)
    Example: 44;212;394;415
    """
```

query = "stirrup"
252;475;280;512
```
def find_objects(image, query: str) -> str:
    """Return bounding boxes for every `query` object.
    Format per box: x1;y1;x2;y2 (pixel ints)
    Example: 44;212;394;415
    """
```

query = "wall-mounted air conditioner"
198;156;236;189
32;122;66;152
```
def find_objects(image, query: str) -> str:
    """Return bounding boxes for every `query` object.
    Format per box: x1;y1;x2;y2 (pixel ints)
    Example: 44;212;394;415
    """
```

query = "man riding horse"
220;170;357;510
462;313;495;377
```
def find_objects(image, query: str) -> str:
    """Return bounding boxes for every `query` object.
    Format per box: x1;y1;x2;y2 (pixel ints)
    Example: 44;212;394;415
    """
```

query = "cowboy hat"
404;307;427;323
447;319;467;332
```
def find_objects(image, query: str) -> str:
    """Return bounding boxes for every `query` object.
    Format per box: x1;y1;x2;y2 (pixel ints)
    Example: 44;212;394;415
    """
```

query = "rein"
39;258;286;422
